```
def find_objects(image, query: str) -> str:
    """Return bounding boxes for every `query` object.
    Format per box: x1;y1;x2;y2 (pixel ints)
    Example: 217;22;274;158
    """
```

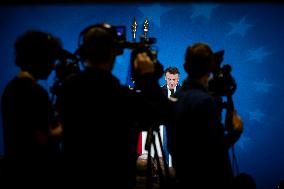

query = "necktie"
170;89;174;97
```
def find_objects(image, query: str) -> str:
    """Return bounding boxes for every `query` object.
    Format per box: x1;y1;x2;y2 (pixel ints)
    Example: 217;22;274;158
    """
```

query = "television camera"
208;50;237;131
209;50;237;97
113;24;163;82
50;22;162;98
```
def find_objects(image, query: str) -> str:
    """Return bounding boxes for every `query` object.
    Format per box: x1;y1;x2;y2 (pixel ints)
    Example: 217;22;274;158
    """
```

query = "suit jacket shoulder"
161;84;168;96
176;84;181;91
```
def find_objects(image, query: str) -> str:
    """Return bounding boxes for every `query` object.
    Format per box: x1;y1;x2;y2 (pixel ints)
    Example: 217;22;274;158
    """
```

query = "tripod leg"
144;127;172;189
145;128;154;189
153;128;172;189
156;127;170;179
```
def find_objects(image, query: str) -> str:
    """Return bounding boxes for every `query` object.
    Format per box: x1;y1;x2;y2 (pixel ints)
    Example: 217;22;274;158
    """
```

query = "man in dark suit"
161;67;181;98
160;66;181;167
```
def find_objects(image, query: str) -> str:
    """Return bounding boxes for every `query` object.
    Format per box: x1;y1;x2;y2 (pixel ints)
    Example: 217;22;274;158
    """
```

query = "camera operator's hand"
225;109;244;148
232;110;243;134
133;52;155;76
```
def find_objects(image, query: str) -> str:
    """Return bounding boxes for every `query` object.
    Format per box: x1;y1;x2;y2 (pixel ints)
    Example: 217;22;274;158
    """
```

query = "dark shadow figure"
56;23;171;189
168;43;244;189
1;30;65;187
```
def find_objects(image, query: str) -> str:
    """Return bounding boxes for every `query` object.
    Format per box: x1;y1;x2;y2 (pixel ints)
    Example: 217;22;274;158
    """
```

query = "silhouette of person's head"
76;23;122;68
14;30;63;80
184;42;214;79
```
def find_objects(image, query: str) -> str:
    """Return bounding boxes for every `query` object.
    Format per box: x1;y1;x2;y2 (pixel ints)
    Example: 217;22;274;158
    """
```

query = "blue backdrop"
1;2;284;188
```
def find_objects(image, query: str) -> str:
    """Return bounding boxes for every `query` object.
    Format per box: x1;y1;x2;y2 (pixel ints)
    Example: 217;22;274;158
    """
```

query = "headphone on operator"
76;23;124;62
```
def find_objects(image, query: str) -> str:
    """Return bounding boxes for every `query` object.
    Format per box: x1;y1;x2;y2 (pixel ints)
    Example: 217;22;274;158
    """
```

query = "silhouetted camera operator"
1;30;66;186
56;23;170;188
169;43;243;189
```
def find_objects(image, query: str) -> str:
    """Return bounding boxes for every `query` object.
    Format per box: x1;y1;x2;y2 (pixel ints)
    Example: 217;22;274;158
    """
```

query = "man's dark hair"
14;30;62;70
184;43;214;79
164;66;180;75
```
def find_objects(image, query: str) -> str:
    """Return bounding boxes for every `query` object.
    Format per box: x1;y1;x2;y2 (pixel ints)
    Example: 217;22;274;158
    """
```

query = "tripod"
144;126;171;189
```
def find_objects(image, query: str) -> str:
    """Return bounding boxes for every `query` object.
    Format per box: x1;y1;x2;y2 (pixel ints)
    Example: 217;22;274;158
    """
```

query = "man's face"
165;72;179;90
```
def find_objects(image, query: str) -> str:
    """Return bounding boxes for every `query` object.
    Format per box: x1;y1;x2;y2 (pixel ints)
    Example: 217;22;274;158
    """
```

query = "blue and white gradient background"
1;3;284;188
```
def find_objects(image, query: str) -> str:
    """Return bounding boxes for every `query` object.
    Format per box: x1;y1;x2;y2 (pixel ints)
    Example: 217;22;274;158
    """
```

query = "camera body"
115;27;157;59
208;50;236;97
51;23;162;95
112;25;162;82
208;50;237;131
111;24;157;58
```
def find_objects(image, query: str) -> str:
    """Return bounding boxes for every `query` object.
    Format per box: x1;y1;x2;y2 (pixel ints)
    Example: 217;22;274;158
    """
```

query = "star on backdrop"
248;109;265;123
246;47;271;63
253;79;274;93
190;4;218;20
138;3;172;27
227;16;254;37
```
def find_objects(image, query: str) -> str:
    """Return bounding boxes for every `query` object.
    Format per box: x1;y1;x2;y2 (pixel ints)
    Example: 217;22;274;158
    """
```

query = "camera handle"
222;65;237;131
224;94;234;131
224;94;240;176
144;126;171;189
